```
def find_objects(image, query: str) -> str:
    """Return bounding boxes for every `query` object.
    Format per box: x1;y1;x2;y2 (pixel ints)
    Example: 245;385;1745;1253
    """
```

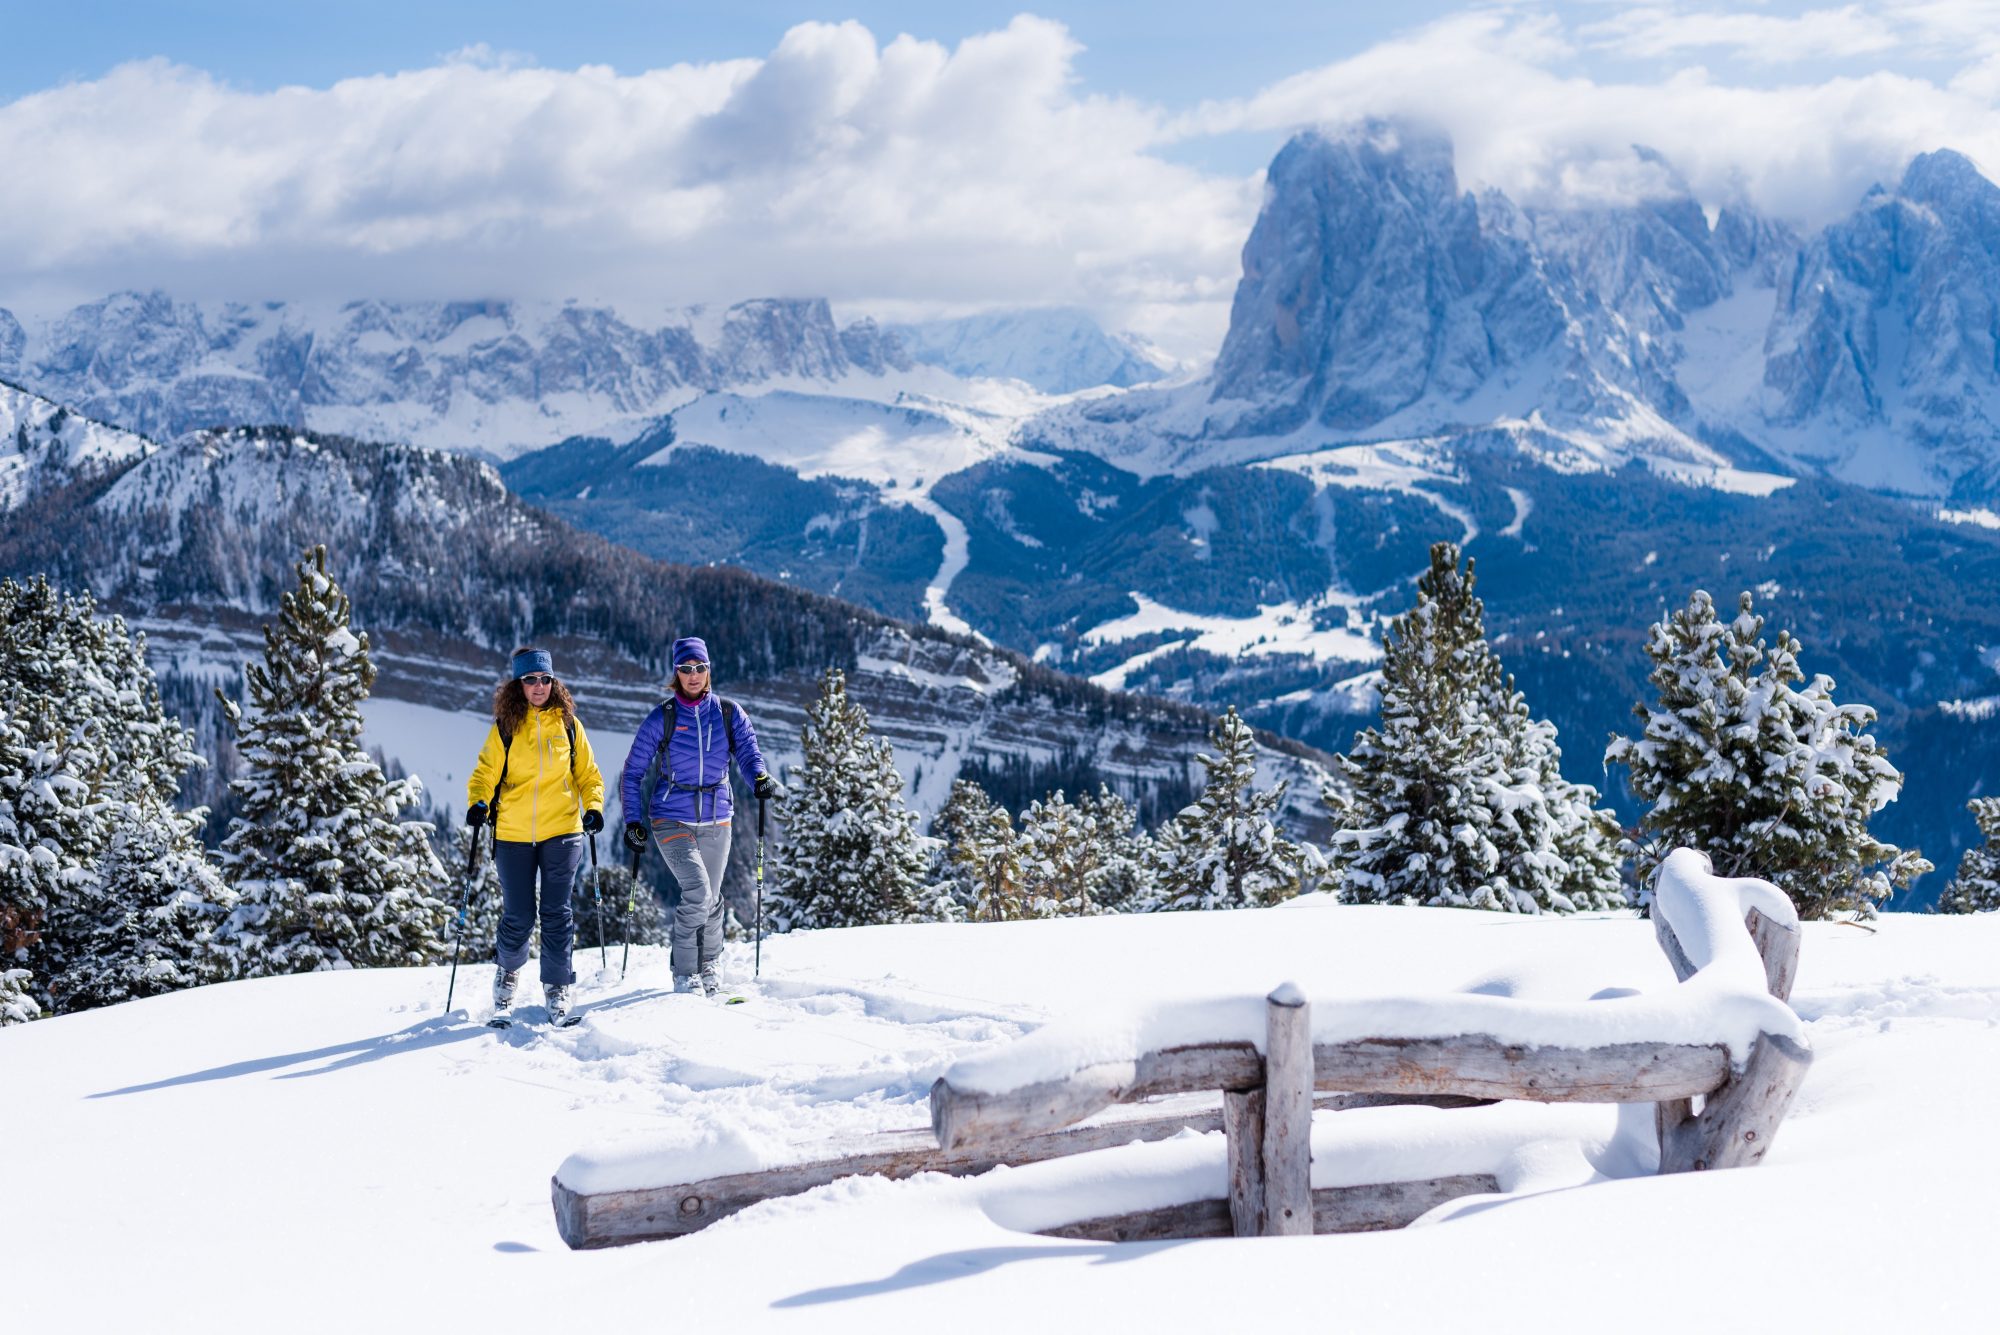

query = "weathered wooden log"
1038;1175;1501;1243
1312;1036;1731;1103
1262;984;1313;1236
1223;1088;1264;1239
931;1042;1261;1150
1656;907;1798;1003
1744;907;1800;1003
1658;1030;1812;1173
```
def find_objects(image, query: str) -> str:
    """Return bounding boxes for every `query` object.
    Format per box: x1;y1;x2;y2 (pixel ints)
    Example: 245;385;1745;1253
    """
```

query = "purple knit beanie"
671;636;710;668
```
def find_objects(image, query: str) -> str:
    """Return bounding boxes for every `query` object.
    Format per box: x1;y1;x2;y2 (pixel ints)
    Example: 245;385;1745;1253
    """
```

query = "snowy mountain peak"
1036;123;2000;503
0;379;155;511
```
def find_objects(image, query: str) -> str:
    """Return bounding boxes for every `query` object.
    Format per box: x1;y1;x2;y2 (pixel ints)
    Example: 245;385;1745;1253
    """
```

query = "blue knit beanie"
510;648;553;680
671;636;710;667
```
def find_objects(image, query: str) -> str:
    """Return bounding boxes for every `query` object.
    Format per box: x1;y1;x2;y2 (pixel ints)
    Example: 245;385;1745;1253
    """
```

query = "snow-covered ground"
9;897;1998;1333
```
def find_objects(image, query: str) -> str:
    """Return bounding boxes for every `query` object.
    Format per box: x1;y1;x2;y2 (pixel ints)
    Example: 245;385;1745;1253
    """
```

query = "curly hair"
493;646;577;736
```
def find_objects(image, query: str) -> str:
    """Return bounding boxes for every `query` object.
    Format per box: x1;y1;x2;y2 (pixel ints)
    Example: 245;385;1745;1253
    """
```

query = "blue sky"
3;3;1997;353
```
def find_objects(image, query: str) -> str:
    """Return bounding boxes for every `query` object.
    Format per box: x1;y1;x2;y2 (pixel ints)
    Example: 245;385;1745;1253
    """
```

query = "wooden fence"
553;862;1810;1248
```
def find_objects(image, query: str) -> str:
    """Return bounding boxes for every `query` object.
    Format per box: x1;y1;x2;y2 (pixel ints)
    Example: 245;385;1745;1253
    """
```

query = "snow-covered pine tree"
766;668;956;930
1483;679;1627;912
1;902;38;1025
1150;706;1303;911
1331;543;1622;912
1078;785;1153;913
216;545;454;972
56;794;238;1009
1018;789;1097;917
0;697;99;1012
933;778;1026;921
1937;799;2000;913
0;576;234;1013
1606;590;1928;918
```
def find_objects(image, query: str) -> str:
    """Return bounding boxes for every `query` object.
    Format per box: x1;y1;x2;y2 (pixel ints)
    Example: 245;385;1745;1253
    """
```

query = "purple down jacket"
619;693;768;825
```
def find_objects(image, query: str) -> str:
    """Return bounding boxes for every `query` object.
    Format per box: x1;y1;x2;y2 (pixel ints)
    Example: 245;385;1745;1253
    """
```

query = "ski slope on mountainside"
8;896;1998;1334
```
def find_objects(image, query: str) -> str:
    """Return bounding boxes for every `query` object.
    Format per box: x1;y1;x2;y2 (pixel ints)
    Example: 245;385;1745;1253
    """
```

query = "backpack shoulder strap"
720;697;737;759
492;721;513;816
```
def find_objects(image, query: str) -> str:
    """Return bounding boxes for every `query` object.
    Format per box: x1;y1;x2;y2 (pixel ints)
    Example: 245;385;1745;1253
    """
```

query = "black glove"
466;801;488;829
582;809;604;834
622;821;649;854
753;773;785;801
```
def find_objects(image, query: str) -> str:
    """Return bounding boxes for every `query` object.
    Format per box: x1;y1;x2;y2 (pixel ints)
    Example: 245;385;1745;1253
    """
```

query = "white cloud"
0;19;1257;356
1172;8;2000;227
1580;5;1903;63
4;8;2000;363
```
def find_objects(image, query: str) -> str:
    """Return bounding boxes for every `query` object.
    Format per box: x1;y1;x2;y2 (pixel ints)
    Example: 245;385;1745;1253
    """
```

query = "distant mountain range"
7;119;2000;903
0;389;1336;865
0;295;1169;457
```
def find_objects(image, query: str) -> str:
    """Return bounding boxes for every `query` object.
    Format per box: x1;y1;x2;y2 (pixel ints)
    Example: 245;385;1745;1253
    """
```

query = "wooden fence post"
1262;982;1312;1236
1224;1088;1265;1238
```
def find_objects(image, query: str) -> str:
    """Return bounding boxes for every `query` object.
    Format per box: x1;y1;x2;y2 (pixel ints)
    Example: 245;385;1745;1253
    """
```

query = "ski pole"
620;840;642;981
589;831;605;972
444;822;486;1014
755;796;766;979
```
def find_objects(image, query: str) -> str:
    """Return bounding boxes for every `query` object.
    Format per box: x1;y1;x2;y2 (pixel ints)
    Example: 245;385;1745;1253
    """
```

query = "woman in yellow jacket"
466;647;605;1022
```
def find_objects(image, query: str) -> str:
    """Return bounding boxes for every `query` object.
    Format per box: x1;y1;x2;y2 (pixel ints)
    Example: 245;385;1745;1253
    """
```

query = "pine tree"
767;668;956;930
56;795;239;1009
1607;590;1929;918
1150;707;1303;911
216;546;453;972
934;779;1027;921
1018;790;1095;917
1939;799;2000;913
1331;543;1623;912
0;577;233;1014
0;901;38;1024
1078;785;1153;914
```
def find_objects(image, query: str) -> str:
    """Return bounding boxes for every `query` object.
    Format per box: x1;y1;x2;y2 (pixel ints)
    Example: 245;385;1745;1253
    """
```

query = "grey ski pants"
651;819;732;977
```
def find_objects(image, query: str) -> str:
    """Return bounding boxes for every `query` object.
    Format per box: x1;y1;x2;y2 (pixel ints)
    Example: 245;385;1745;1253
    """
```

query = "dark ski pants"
493;835;583;987
652;819;731;977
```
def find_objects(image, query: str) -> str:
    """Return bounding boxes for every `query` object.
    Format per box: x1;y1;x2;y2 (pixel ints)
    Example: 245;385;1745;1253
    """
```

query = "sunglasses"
675;662;710;675
519;674;554;687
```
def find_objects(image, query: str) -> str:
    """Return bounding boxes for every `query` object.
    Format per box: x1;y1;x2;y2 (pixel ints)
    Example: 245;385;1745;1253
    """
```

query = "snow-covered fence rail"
929;849;1811;1238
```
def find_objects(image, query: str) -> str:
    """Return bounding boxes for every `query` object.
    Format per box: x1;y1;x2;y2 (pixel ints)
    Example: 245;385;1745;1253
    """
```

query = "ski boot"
546;984;576;1026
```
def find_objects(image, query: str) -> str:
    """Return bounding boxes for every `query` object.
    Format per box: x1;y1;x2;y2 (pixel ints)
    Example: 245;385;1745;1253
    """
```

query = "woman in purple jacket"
620;636;783;995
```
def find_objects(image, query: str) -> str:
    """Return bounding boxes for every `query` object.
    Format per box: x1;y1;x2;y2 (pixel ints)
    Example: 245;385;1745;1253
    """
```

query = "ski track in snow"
899;492;979;640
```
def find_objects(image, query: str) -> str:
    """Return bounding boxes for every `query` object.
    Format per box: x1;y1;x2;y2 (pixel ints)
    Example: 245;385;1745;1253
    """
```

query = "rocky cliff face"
1045;121;2000;504
1762;150;2000;498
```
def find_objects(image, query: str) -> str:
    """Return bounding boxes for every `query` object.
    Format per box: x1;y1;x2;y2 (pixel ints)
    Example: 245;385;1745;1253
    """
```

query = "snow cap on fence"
1652;848;1797;978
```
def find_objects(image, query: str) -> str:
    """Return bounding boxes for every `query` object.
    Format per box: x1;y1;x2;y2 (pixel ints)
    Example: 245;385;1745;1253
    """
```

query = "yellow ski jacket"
466;708;607;844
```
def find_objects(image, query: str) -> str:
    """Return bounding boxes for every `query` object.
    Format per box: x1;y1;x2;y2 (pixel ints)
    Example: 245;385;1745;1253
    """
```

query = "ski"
487;1016;514;1029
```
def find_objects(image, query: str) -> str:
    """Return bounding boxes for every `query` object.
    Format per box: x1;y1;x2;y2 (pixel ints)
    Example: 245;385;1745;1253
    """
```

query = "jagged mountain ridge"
0;377;156;508
1038;119;2000;506
0;294;1165;459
